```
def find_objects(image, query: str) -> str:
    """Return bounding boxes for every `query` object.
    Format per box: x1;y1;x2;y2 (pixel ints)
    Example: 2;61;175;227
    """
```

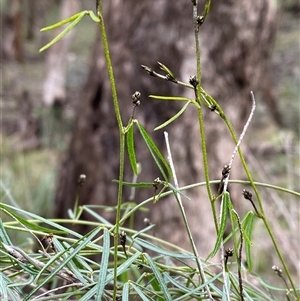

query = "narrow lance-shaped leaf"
95;228;110;299
0;206;63;234
112;180;154;188
126;124;138;175
154;101;191;131
122;282;129;301
144;253;172;301
40;11;86;52
149;95;191;102
157;61;176;80
227;194;240;258
40;12;84;31
207;191;229;260
130;282;151;301
243;211;254;272
136;121;172;181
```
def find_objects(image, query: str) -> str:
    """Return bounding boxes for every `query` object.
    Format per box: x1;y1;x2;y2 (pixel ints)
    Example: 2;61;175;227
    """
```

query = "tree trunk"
55;0;277;256
2;0;23;62
42;0;80;106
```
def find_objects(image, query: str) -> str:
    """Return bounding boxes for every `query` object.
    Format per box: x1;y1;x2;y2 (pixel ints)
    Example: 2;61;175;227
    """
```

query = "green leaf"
148;275;165;301
136;122;172;181
126;124;138;174
88;10;100;23
157;61;176;80
95;228;110;299
243;211;254;272
105;251;142;283
112;180;154;188
134;238;194;259
144;253;172;301
122;282;129;301
149;95;190;102
207;192;229;260
203;0;211;20
130;282;152;301
168;182;191;201
40;12;84;31
39;11;85;52
0;204;64;235
154;101;191;131
0;219;12;245
24;227;101;301
0;203;81;238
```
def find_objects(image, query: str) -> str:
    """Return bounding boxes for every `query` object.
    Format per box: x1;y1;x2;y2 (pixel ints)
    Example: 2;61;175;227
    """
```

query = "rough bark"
55;0;277;256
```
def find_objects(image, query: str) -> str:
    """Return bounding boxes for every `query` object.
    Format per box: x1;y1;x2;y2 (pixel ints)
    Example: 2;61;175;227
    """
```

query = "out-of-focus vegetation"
0;2;299;300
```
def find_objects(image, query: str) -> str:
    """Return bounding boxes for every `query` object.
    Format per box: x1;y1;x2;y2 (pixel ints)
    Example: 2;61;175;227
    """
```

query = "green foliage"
1;0;299;300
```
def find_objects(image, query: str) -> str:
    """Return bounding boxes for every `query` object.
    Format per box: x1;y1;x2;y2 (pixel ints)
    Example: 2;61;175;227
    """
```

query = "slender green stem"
222;117;297;297
205;93;298;297
97;4;125;300
193;3;201;87
196;107;218;229
192;1;217;231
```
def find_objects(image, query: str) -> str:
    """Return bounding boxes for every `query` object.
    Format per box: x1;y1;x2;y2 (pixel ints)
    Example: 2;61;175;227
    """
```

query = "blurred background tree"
53;0;279;257
1;0;299;285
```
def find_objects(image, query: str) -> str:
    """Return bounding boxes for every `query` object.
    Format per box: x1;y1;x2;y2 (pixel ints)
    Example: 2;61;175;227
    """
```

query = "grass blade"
95;228;110;299
126;124;138;174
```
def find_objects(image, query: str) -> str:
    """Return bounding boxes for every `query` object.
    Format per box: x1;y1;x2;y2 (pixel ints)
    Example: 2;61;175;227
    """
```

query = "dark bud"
141;65;155;76
120;231;127;247
191;0;197;6
209;104;217;112
196;15;204;26
77;174;86;187
189;75;199;88
132;91;141;106
144;218;151;226
225;248;234;258
165;73;176;82
222;165;231;178
224;248;234;269
272;265;283;277
242;189;252;201
153;177;161;190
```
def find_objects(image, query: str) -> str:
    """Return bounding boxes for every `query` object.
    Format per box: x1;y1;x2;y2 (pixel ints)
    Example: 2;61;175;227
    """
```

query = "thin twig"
223;91;256;191
3;244;81;284
219;91;256;300
164;131;214;301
